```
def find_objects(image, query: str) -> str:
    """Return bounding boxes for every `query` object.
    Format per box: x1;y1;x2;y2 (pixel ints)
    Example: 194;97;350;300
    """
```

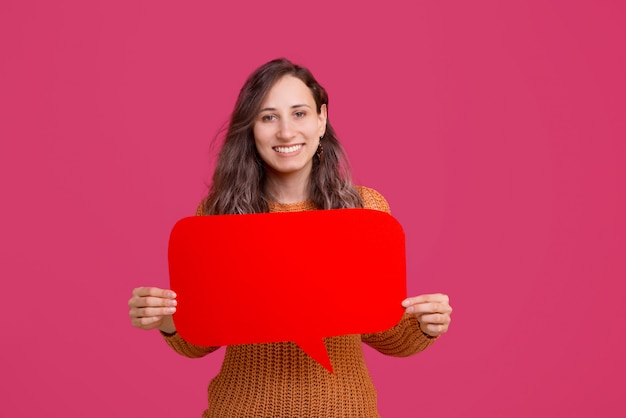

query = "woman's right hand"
128;287;177;334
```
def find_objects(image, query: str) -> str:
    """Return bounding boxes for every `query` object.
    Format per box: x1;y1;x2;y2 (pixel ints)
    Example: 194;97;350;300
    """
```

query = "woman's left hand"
402;293;452;337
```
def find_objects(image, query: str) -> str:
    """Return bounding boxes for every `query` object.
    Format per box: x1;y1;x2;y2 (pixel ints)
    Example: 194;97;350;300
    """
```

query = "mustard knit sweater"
162;186;436;417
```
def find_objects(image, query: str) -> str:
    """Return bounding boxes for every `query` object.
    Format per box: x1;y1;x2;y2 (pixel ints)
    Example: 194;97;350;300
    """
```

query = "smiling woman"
253;75;327;201
127;58;452;417
201;58;363;215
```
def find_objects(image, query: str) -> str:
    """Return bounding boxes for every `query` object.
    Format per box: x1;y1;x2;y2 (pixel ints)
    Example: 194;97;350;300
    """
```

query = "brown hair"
204;58;362;214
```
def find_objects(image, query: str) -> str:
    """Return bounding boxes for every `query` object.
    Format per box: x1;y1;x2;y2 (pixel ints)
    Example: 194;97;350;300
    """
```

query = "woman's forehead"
261;76;315;108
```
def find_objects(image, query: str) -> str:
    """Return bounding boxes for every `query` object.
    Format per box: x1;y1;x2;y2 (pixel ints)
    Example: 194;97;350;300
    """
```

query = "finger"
129;306;176;319
128;295;178;309
418;312;451;326
132;287;177;299
142;296;177;308
404;301;452;315
401;293;449;308
421;323;448;336
131;315;163;329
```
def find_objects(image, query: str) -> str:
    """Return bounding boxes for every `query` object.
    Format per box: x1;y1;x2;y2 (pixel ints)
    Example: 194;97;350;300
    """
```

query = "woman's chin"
265;161;313;178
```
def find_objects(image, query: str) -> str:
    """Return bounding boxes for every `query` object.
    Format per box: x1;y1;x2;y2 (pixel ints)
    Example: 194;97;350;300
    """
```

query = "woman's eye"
294;111;306;118
261;114;276;122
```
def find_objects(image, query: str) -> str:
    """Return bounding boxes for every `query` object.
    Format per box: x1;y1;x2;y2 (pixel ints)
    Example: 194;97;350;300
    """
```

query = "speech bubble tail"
295;339;334;374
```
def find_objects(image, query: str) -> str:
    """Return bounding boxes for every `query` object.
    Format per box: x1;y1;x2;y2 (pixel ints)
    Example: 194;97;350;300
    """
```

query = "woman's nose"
277;118;295;140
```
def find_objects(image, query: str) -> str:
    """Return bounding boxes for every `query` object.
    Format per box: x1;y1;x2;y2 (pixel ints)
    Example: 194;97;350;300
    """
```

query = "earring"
316;136;324;161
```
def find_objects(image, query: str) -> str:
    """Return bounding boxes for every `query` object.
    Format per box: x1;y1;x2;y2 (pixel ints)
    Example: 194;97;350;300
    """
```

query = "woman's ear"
318;104;328;136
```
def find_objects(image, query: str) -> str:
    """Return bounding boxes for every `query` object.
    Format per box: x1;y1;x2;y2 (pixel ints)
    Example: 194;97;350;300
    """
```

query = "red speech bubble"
168;209;406;373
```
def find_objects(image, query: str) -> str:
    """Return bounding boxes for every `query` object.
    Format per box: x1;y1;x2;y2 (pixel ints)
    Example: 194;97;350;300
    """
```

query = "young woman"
128;58;452;417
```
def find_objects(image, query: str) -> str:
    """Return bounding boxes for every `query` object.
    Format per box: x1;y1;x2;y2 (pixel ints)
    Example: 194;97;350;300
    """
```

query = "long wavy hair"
203;58;363;215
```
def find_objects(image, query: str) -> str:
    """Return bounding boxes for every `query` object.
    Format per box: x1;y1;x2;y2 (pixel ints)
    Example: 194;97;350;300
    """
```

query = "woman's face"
253;75;327;182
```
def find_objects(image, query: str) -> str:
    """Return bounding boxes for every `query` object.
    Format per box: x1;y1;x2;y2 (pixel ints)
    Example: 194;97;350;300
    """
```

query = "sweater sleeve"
356;185;391;214
161;332;221;358
356;186;438;356
160;200;222;358
361;313;437;356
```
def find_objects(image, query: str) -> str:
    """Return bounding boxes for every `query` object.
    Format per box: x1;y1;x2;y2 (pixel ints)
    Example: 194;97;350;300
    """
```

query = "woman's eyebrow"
259;104;312;112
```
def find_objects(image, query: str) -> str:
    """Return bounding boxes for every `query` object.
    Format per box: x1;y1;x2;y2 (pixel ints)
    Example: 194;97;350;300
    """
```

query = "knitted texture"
163;186;436;417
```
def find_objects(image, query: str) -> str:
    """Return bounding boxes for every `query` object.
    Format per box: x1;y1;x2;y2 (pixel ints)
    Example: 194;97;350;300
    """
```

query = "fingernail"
168;291;177;299
168;299;177;307
401;300;410;307
166;307;176;314
406;306;414;313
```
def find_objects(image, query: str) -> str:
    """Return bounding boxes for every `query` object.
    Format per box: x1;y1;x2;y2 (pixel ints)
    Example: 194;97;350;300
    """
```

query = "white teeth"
274;145;302;153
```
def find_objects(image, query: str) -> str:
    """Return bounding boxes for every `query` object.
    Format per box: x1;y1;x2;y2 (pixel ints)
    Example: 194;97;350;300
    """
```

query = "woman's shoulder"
195;201;205;216
355;185;391;214
195;188;391;215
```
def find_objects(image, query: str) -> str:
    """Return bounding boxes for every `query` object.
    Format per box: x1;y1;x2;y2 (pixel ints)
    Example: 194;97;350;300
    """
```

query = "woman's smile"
273;144;304;154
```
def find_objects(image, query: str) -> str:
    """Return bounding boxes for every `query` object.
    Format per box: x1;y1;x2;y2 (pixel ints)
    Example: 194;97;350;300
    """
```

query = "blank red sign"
168;208;406;372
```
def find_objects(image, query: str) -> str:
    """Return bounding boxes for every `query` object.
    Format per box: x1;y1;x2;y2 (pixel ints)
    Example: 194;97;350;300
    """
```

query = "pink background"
1;0;624;416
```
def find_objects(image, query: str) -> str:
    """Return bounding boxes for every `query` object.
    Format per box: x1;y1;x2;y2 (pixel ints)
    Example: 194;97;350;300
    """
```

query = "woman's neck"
264;171;311;204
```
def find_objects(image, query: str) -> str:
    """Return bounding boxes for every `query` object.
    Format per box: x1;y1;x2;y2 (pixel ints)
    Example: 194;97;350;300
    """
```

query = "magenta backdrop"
1;0;624;417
